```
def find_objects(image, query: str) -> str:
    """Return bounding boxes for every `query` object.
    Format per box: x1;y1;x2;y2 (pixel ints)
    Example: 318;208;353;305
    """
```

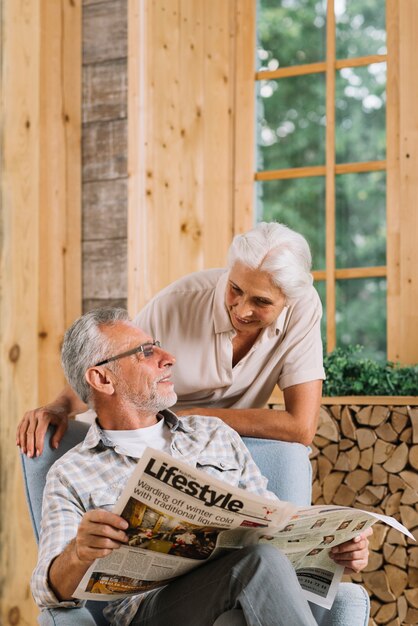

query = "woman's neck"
231;329;260;367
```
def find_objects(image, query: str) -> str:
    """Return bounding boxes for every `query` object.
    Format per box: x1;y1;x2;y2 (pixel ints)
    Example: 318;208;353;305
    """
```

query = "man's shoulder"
47;440;90;482
179;414;239;440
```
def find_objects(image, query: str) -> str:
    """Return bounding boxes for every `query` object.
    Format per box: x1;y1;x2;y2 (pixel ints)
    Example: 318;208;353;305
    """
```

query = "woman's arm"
177;380;322;445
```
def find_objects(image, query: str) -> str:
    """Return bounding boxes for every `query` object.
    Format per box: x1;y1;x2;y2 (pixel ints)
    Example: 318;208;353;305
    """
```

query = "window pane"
335;0;387;59
336;277;386;360
336;171;386;268
335;62;386;163
256;177;326;269
256;74;326;170
315;279;327;353
257;0;326;70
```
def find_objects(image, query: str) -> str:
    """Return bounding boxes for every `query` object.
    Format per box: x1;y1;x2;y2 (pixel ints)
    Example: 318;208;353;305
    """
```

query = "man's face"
100;322;177;413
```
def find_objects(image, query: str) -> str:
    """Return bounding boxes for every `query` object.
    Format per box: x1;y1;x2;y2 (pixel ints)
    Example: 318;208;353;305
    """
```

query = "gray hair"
61;307;130;404
227;222;313;300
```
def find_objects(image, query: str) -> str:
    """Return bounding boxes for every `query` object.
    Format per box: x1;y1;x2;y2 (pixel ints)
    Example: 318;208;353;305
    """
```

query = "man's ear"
85;366;116;396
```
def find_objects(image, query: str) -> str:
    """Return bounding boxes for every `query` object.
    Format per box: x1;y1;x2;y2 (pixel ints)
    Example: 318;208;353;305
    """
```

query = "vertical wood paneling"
39;0;82;403
178;0;205;275
83;0;127;64
129;0;249;311
83;59;128;124
233;0;256;235
0;0;81;622
201;0;234;267
386;0;418;364
82;0;128;312
398;0;418;364
129;0;181;306
386;0;401;362
127;0;144;315
149;0;181;292
325;1;336;353
0;1;41;617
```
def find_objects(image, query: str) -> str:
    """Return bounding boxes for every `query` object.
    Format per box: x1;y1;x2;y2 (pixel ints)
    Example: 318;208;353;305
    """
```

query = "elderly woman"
136;222;324;445
17;222;324;504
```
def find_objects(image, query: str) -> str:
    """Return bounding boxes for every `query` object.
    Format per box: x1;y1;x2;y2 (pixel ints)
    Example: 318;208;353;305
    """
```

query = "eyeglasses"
94;340;161;366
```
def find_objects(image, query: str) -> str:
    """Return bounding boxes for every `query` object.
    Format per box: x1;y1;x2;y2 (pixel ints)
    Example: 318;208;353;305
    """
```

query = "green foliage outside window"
256;0;387;360
323;345;418;396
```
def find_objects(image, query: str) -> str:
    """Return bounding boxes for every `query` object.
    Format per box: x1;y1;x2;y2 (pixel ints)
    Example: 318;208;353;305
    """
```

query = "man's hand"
330;526;373;573
75;509;129;562
16;404;70;458
48;509;129;601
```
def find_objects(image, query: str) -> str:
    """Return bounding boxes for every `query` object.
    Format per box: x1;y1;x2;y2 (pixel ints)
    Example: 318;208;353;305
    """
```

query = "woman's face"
225;262;287;332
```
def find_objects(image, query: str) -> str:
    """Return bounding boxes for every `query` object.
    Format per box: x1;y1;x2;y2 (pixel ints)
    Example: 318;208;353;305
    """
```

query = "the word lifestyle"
144;458;244;512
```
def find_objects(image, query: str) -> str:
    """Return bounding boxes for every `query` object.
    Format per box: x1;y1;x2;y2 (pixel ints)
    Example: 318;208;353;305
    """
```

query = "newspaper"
74;447;414;609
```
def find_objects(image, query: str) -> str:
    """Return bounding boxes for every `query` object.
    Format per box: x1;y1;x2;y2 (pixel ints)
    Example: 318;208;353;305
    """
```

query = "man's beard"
119;379;177;413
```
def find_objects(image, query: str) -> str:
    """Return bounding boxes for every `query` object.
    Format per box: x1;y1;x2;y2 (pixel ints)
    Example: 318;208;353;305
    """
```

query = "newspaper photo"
74;447;414;609
257;503;413;608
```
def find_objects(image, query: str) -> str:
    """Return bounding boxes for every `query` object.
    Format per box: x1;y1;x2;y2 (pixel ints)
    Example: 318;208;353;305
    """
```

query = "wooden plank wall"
387;0;418;365
398;2;418;366
83;0;255;313
128;0;256;313
82;0;128;312
0;0;81;623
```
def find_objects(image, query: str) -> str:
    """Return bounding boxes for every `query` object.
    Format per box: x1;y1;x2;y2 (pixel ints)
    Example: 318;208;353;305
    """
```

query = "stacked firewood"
310;404;418;626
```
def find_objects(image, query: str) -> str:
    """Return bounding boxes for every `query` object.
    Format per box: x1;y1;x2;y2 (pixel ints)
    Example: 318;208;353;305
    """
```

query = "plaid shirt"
31;410;276;625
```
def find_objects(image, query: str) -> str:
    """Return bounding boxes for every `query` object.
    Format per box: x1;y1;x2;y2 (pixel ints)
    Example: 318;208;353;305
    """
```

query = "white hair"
227;222;313;300
61;307;129;404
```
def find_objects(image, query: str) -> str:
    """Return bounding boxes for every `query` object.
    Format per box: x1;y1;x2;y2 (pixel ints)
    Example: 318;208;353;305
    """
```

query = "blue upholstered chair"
20;421;369;626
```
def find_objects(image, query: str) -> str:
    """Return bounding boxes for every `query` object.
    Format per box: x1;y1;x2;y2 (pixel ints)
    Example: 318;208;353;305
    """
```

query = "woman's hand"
16;403;70;457
17;386;87;457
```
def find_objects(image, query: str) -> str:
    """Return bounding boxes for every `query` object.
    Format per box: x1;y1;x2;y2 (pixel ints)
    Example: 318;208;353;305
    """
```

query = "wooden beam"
386;0;401;362
255;161;386;181
233;0;256;235
202;0;234;267
256;165;326;181
320;396;418;406
128;0;147;316
335;160;386;175
325;0;336;352
313;266;387;281
386;0;418;364
256;61;326;80
39;0;82;402
255;55;386;81
268;388;417;407
0;0;81;622
398;1;418;364
334;54;387;70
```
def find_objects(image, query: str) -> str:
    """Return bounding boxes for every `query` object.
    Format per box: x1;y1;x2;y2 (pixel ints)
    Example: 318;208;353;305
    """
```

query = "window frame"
254;0;388;354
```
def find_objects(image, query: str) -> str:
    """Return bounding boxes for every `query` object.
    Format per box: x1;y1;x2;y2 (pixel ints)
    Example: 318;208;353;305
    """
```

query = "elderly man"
31;308;370;626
